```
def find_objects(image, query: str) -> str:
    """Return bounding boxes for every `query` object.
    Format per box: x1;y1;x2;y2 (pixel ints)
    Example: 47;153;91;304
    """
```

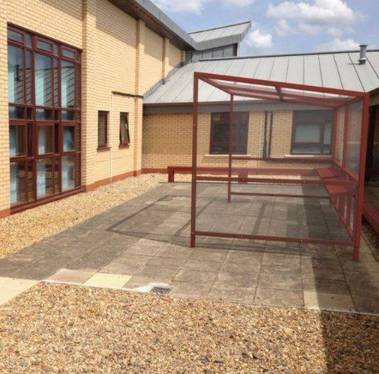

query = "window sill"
119;144;130;149
204;154;252;157
285;154;331;159
97;146;111;152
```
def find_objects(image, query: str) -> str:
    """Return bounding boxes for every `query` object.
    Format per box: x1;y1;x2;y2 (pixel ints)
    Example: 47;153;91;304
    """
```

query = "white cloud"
275;19;292;36
267;0;357;36
317;37;360;51
152;0;254;13
223;0;255;5
246;29;273;49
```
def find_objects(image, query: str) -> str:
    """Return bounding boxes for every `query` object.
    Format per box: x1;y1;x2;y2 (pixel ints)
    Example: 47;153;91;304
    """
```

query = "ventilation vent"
151;286;171;295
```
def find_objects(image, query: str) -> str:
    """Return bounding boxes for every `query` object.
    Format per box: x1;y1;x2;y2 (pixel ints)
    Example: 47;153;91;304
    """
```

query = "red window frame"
7;25;81;210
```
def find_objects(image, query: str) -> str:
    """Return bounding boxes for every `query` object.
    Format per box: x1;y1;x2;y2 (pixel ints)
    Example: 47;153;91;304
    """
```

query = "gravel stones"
0;283;378;373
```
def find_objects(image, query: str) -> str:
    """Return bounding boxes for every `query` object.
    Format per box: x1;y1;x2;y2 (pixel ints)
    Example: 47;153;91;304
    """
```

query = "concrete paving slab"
304;291;355;312
47;269;95;285
84;273;131;289
0;277;39;305
170;281;211;298
255;287;304;308
208;287;256;304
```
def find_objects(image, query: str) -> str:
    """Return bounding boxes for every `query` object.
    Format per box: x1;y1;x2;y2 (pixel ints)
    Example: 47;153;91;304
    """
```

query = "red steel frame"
190;72;370;260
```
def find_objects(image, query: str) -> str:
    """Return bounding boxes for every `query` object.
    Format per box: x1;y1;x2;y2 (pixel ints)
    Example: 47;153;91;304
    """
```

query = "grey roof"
144;50;379;104
189;21;251;50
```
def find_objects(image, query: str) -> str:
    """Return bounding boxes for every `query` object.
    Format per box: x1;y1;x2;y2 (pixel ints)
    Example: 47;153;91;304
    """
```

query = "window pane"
62;156;76;191
8;29;23;43
294;123;321;143
24;34;32;48
8;45;24;103
210;112;248;154
61;60;75;108
62;110;76;120
25;51;33;104
36;108;54;120
324;122;332;145
10;126;25;157
292;145;322;154
98;112;108;147
36;159;54;198
9;106;25;119
62;48;75;59
53;58;59;107
38;126;53;154
10;162;30;206
63;127;75;152
37;39;52;52
120;113;130;145
35;54;53;106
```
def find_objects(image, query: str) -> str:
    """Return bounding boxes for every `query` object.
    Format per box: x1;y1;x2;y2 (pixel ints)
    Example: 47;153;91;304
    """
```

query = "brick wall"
142;111;330;171
7;0;83;48
0;0;185;214
0;0;10;215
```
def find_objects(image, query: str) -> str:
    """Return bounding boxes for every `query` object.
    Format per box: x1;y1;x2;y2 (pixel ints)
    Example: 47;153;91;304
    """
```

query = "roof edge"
196;49;379;62
189;20;252;35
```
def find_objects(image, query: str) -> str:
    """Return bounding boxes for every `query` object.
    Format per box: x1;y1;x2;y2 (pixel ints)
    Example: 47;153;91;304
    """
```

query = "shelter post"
190;75;199;248
353;94;370;261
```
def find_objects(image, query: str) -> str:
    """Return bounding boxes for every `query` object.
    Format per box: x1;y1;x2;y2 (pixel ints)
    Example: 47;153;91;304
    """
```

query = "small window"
119;112;130;147
98;111;109;149
291;110;333;155
210;112;249;154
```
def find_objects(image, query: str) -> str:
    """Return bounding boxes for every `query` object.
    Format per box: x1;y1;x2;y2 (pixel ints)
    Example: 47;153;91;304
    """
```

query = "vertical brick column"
0;1;10;217
133;20;145;174
162;37;170;80
81;0;97;188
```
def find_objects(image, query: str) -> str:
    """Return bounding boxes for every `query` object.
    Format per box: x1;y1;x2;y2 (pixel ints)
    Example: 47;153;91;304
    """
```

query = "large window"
210;112;249;154
98;111;109;149
119;112;130;147
291;110;334;155
8;26;81;209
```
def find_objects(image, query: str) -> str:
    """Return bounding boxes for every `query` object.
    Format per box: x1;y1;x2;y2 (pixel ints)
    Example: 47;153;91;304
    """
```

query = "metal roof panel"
144;51;379;105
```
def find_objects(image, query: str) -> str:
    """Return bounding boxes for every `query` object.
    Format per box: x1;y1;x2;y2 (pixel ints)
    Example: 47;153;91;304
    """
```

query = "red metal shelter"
190;72;370;260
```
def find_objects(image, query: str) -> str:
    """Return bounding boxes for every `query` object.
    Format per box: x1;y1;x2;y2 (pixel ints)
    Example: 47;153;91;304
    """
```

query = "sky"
151;0;379;56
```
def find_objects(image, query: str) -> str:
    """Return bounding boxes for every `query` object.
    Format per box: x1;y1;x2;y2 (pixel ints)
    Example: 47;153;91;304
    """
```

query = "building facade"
1;0;379;219
0;0;187;216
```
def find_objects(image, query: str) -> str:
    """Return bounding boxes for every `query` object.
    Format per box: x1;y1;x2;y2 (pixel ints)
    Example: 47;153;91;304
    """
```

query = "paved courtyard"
1;182;379;313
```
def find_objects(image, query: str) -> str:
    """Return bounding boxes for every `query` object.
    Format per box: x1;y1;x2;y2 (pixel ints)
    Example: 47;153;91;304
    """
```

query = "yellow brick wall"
0;0;10;213
88;0;140;184
142;26;164;93
142;111;297;170
6;0;83;48
0;0;185;213
270;111;293;156
168;41;182;71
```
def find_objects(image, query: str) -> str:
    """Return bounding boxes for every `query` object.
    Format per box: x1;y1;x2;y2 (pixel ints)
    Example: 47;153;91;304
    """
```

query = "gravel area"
0;283;378;373
0;174;167;259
